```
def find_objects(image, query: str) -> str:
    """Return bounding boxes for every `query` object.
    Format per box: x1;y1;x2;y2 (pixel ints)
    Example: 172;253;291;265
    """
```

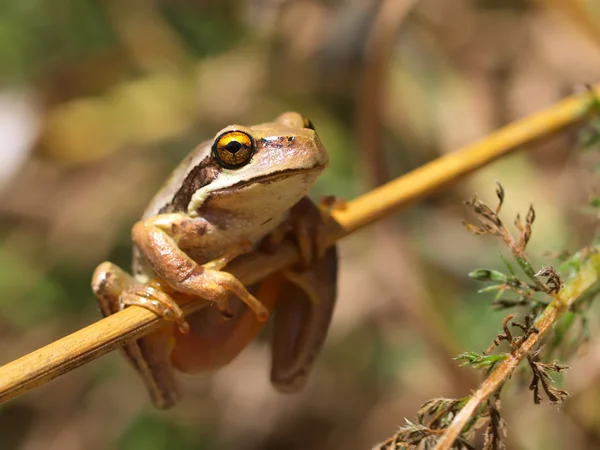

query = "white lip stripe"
187;166;321;217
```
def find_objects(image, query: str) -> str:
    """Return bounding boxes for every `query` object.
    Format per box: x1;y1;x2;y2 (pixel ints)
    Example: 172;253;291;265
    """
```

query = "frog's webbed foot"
119;281;190;334
195;242;269;321
263;196;335;269
133;217;270;322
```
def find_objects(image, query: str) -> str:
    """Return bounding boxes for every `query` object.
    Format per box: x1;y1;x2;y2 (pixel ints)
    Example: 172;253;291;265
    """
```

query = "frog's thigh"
91;262;180;409
270;246;338;393
92;262;135;316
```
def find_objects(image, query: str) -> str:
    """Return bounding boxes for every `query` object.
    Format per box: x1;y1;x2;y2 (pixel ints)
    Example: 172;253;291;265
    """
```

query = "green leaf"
515;255;536;281
478;285;505;294
469;269;508;283
499;254;517;277
455;352;508;368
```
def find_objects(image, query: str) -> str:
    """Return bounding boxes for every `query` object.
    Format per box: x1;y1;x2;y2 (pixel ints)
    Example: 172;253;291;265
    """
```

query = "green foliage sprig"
375;178;600;450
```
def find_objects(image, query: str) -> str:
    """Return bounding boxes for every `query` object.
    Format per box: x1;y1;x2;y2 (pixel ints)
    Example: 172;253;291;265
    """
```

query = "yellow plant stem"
0;85;598;406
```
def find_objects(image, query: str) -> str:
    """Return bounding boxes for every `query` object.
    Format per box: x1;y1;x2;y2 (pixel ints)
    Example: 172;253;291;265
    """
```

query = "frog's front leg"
91;262;180;409
132;213;270;324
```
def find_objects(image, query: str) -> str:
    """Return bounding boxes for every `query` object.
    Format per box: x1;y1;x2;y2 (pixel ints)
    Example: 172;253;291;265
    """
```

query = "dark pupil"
225;140;242;153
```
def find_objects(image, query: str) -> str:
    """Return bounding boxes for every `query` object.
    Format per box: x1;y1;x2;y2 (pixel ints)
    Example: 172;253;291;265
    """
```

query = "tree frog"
91;112;337;409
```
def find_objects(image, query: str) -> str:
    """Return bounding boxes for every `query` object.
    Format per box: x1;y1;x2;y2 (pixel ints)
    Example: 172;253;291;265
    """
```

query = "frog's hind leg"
270;246;338;393
91;262;180;409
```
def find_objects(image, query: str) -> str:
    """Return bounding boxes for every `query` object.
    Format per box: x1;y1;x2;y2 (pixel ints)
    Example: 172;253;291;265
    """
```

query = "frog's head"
187;112;329;218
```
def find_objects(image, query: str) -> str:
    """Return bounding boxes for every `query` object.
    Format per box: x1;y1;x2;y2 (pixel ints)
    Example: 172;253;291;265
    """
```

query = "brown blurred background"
1;0;600;449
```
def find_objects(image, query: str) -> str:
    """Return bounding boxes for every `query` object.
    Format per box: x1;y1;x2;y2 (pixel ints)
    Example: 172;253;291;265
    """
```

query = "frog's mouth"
220;164;325;191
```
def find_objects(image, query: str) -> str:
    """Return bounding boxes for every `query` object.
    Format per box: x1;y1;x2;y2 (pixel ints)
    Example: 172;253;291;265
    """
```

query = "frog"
91;112;338;409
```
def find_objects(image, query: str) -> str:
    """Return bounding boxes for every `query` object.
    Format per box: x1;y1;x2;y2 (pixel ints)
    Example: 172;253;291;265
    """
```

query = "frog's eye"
302;117;316;131
212;130;254;169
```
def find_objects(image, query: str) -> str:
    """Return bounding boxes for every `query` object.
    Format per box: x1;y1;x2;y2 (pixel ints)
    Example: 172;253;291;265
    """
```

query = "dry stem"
433;252;600;449
0;84;599;406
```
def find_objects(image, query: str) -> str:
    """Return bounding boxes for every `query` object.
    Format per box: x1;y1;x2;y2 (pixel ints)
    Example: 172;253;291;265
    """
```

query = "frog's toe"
119;284;190;334
216;296;235;319
220;309;235;319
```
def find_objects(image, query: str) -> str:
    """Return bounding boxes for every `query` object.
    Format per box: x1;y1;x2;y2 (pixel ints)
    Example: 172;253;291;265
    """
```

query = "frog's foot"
215;295;234;319
196;264;269;322
195;241;268;321
119;283;190;334
273;195;340;299
263;196;329;268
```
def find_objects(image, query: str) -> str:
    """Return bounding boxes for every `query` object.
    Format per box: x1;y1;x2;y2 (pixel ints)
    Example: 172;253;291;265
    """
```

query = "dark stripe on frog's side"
158;155;221;214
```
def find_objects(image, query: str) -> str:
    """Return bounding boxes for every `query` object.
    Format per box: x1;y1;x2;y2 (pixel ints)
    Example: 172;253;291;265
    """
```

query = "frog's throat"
187;165;324;217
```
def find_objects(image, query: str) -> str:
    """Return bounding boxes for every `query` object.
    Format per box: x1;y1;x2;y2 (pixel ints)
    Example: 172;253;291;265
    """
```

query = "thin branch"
433;253;600;450
0;85;598;406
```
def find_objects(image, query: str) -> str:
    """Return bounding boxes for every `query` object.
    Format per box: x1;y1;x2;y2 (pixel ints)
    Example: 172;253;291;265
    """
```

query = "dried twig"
433;252;600;450
1;84;599;407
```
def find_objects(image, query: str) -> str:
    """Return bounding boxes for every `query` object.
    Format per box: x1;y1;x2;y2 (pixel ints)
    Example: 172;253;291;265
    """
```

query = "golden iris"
213;131;254;169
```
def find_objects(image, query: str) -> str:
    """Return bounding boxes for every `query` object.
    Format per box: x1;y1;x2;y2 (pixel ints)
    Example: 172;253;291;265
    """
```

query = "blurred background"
1;0;600;449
